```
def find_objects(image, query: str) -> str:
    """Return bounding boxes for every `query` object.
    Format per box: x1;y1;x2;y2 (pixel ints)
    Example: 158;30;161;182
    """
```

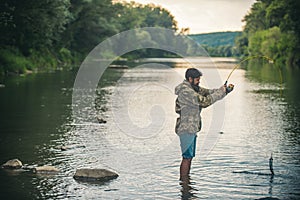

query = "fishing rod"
224;55;274;86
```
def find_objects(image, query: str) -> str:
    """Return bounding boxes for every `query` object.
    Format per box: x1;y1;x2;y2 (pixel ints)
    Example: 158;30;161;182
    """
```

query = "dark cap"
185;68;202;80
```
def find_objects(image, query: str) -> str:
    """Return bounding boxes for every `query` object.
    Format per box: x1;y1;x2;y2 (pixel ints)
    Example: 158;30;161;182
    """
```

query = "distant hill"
188;31;242;47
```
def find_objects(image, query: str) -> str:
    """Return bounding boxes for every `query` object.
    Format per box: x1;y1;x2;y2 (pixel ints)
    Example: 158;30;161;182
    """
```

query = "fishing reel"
224;81;234;94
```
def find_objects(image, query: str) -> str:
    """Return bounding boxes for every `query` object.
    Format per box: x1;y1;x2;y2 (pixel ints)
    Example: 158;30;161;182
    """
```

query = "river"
0;57;299;199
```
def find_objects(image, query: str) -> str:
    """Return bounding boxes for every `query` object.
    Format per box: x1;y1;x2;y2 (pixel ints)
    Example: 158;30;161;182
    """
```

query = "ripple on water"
10;67;299;199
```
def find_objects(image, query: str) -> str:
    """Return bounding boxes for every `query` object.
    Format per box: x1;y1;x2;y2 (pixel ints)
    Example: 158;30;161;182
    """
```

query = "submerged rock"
96;117;107;124
74;168;118;181
109;64;129;69
60;146;68;151
2;159;23;169
59;144;86;151
33;166;60;174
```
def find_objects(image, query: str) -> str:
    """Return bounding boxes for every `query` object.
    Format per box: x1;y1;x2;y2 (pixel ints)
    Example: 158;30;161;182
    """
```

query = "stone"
60;144;86;151
60;146;69;151
73;168;118;181
33;166;60;174
109;64;129;69
97;117;107;124
2;159;23;169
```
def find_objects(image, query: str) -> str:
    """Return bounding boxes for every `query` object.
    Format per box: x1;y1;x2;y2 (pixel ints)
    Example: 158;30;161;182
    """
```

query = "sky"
120;0;256;34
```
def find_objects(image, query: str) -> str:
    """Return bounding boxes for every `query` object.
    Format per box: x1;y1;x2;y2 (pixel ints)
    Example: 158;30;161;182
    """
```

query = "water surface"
0;58;299;199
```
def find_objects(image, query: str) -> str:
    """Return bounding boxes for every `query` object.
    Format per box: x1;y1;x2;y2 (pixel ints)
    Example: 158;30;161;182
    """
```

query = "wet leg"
180;158;192;180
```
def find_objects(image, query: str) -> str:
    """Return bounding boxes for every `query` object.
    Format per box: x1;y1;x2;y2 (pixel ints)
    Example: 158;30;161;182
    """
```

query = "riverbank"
138;57;238;69
0;46;82;77
0;53;238;80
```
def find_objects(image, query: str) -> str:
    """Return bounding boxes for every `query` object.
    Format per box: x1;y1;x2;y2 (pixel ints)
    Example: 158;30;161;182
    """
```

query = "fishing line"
224;54;284;103
224;55;282;176
224;55;280;175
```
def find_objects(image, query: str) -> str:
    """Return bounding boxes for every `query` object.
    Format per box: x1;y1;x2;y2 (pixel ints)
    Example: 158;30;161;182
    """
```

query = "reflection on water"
180;176;199;200
0;58;299;199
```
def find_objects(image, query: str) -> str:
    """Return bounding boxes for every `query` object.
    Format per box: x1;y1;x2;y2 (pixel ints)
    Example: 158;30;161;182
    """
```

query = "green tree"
0;0;71;54
239;0;300;66
112;1;144;31
113;1;177;31
0;0;182;75
141;4;177;30
243;0;270;34
62;0;119;54
235;33;249;56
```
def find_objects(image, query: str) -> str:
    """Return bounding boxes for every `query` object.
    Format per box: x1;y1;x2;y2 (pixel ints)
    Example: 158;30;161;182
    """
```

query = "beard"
191;83;199;92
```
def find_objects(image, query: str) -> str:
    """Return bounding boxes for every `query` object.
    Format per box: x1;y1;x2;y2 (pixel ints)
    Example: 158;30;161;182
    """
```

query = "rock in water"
33;166;60;174
60;146;69;151
2;159;23;169
97;117;107;124
74;168;118;181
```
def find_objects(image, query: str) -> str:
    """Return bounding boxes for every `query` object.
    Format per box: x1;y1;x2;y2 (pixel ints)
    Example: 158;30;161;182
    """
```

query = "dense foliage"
189;32;241;47
0;0;178;75
189;32;241;57
236;0;300;66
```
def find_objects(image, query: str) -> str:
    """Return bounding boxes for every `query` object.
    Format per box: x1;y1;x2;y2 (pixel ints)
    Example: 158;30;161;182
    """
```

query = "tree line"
2;0;298;76
235;0;300;66
189;31;241;57
0;0;178;75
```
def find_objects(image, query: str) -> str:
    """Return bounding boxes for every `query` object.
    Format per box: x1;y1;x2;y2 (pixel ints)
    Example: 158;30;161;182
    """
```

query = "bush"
248;27;298;65
28;49;58;72
0;47;32;74
0;46;81;76
58;48;72;65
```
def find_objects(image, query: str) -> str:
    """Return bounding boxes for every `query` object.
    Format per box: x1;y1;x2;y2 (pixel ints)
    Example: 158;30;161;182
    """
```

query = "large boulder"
33;166;60;174
2;159;23;169
74;168;118;182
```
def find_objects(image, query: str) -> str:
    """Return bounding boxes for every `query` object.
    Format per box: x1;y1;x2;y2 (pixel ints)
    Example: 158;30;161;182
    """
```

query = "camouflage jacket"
175;80;226;135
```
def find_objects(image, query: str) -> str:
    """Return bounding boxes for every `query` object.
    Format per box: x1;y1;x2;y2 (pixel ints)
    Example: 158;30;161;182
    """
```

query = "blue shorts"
179;133;197;159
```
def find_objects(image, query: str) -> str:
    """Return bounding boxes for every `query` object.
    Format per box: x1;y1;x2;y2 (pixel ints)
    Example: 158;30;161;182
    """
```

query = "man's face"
188;77;200;86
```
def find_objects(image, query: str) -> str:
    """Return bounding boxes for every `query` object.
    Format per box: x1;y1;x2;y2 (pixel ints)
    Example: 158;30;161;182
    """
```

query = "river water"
0;57;299;199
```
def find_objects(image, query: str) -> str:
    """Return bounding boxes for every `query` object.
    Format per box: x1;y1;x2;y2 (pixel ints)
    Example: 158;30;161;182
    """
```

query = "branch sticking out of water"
269;153;274;175
233;154;275;176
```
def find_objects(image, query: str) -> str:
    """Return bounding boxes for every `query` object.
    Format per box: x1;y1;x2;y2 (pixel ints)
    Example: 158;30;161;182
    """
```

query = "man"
175;68;234;180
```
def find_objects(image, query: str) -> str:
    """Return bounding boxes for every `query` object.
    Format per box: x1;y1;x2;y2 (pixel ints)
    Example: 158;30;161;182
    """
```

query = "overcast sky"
121;0;256;34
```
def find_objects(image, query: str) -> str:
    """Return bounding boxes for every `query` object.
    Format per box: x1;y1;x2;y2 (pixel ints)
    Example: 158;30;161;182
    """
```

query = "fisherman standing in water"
175;68;234;180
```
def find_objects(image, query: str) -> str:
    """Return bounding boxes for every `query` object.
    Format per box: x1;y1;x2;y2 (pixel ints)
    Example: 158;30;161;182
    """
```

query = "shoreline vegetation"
0;0;299;78
235;0;300;67
0;0;178;77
